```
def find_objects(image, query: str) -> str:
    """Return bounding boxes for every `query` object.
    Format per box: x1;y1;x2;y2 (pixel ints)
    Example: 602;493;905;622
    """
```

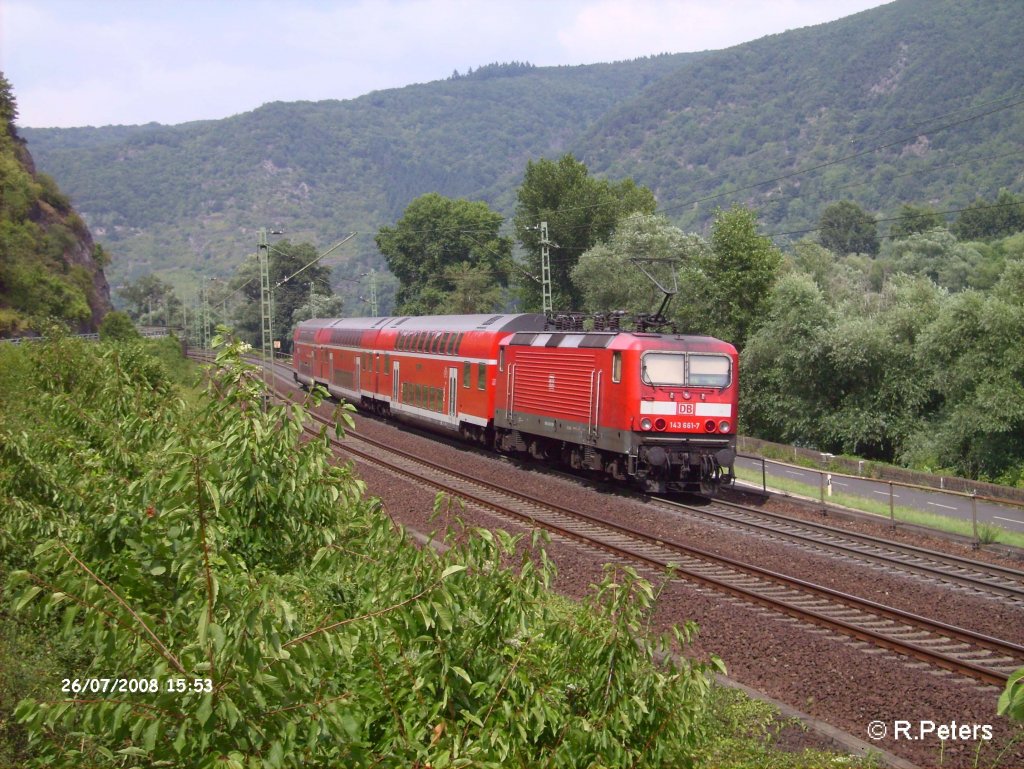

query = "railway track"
286;390;1022;689
650;497;1024;604
193;351;1024;688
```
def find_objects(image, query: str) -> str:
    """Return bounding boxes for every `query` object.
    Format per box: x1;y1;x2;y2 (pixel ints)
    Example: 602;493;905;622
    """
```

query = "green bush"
2;336;722;767
97;310;139;342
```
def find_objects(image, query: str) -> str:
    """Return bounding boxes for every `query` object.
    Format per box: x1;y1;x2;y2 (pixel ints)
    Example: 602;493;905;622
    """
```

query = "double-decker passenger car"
294;313;738;494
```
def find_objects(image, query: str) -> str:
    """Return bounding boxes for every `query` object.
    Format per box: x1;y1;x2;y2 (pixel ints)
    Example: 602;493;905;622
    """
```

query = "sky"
1;0;892;129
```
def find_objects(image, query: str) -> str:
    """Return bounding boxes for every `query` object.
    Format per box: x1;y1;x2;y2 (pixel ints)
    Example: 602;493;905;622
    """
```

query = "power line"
655;96;1024;217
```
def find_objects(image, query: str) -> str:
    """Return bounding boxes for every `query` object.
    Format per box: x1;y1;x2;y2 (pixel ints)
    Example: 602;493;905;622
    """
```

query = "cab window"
689;354;731;387
612;351;622;383
641;353;684;386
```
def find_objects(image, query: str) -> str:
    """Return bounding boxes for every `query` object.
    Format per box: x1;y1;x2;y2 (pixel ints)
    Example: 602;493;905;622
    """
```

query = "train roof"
505;330;734;352
299;313;548;334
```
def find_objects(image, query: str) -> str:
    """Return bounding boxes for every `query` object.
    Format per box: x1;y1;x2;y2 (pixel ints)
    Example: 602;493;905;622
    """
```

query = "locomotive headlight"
719;420;731;433
640;418;653;431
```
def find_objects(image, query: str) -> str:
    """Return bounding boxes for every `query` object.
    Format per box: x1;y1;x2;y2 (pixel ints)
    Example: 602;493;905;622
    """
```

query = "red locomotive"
293;313;737;494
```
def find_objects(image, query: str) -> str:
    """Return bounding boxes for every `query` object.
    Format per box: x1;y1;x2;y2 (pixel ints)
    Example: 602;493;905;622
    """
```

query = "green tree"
677;206;782;349
818;200;880;256
375;193;510;315
0;71;16;126
231;240;333;352
906;289;1024;479
952;190;1024;241
740;273;836;442
889;228;984;291
889;204;944;239
440;261;505;314
117;274;181;324
513;154;656;312
98;310;140;342
571;213;707;320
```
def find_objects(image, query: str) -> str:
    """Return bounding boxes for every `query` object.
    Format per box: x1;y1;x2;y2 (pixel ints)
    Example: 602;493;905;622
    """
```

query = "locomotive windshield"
642;353;685;386
689;354;731;387
642;353;731;387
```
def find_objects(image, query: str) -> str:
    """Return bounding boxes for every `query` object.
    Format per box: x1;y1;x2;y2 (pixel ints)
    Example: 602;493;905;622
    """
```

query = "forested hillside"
582;0;1023;235
19;56;694;294
17;0;1023;307
0;74;111;335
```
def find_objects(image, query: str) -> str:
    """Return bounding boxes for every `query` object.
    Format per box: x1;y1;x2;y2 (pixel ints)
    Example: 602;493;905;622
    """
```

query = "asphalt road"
736;456;1024;534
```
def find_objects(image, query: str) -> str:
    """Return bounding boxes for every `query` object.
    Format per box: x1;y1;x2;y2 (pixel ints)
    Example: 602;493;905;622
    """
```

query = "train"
293;313;738;495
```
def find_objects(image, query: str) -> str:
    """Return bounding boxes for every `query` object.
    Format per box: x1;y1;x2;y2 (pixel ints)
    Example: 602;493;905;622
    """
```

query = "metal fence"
737;435;1024;504
738;451;1024;546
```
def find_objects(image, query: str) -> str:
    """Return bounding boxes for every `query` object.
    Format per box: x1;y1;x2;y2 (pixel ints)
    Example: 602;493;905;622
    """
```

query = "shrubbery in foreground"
1;334;723;768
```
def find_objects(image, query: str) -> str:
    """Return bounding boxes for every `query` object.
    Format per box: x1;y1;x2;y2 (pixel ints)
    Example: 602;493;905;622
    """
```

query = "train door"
505;363;516;425
448;367;458;419
392;360;400;402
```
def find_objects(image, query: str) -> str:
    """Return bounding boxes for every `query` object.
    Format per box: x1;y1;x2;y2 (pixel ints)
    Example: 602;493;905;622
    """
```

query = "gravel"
310;398;1024;768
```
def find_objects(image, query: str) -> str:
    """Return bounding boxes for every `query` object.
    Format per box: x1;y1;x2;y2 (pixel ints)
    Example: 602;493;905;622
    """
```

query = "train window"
384;353;390;371
477;363;486;390
498;348;505;372
454;332;464;354
689;355;731;387
430;333;442;354
463;361;471;389
445;333;457;355
612;351;622;383
642;353;685;386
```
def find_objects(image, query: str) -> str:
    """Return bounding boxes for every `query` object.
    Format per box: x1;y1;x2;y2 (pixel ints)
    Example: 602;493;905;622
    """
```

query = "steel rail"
193;352;1022;687
653;497;1024;600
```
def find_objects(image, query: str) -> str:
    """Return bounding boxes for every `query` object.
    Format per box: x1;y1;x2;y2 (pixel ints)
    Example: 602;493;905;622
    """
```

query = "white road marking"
872;490;900;498
927;501;957;510
994;516;1024;528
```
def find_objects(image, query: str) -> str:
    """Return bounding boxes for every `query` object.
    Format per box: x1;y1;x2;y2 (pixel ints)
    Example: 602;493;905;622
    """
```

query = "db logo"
677;403;695;415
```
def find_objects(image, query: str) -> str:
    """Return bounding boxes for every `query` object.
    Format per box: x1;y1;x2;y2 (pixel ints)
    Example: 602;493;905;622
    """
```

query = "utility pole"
368;269;379;316
540;221;554;317
257;228;274;398
201;284;210;349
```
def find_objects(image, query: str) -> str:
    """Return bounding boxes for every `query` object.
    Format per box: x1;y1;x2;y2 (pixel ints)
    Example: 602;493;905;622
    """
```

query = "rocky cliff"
0;73;112;336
